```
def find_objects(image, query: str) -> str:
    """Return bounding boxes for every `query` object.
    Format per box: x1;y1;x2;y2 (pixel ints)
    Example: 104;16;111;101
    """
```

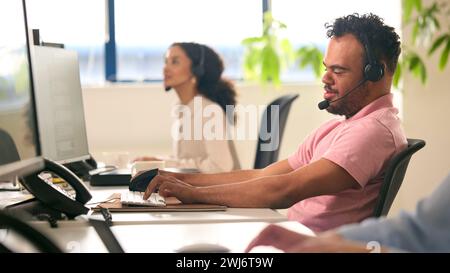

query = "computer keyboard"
121;191;166;207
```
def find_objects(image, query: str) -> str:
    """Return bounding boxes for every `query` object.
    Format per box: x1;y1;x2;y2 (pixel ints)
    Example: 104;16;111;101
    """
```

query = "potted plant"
394;0;450;87
241;12;293;87
242;1;450;88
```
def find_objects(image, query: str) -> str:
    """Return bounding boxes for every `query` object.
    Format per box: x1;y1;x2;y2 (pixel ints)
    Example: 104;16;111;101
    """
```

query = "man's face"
321;34;369;118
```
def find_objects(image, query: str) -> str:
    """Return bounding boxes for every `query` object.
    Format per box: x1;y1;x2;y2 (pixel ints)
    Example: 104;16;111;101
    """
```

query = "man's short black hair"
326;13;401;74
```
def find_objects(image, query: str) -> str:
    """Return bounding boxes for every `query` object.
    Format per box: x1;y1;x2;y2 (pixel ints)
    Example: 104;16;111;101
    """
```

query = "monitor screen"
31;46;90;164
0;0;43;180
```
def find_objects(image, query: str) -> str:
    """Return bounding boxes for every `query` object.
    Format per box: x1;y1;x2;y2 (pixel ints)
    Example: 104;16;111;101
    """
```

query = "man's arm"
245;224;386;253
149;158;359;207
162;159;293;187
337;173;450;252
247;173;450;253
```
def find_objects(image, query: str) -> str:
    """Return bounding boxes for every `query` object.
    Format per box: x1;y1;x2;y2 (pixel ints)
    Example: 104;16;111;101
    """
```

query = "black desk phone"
19;158;92;219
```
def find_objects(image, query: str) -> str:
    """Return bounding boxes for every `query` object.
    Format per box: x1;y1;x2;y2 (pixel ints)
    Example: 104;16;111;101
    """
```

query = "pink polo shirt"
287;94;407;232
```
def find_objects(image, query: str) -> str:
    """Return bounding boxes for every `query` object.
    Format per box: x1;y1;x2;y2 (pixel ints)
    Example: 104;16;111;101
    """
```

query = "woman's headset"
191;44;205;78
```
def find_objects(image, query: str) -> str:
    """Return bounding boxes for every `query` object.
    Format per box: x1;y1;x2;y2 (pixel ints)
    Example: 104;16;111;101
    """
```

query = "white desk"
0;190;34;209
2;184;287;225
88;185;288;225
94;209;287;225
112;221;314;253
30;220;314;253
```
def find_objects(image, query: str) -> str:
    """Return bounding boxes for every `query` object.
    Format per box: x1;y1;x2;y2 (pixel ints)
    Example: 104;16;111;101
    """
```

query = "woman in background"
135;42;240;173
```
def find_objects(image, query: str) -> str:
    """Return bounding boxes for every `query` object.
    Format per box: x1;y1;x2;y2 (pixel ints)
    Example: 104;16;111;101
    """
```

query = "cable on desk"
99;208;112;227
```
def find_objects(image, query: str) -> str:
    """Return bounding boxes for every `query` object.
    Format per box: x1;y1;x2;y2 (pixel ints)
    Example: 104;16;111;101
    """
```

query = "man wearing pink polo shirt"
143;13;407;232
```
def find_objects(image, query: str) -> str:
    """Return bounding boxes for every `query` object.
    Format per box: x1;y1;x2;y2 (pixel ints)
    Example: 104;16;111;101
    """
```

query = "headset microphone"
165;86;172;92
317;99;330;110
318;79;367;110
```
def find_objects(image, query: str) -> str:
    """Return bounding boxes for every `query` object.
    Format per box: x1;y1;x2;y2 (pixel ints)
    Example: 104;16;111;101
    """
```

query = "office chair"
372;138;426;217
0;210;124;253
0;128;20;165
254;94;299;169
0;210;63;253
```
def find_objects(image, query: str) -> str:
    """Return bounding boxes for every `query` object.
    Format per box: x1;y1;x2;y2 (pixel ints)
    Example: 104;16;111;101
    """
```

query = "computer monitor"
30;46;90;165
0;0;44;180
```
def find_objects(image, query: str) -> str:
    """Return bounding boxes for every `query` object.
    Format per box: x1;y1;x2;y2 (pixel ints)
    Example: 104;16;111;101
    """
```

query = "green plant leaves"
280;38;295;64
427;34;450;70
243;45;262;81
296;46;324;79
242;37;265;45
401;0;449;86
405;52;427;84
241;11;292;86
428;34;449;55
440;38;450;70
411;2;440;45
261;45;281;85
403;0;422;22
393;62;402;88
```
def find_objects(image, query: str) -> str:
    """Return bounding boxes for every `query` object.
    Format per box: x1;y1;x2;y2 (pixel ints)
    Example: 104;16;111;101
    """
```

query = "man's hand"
143;174;198;203
246;224;377;253
245;224;313;252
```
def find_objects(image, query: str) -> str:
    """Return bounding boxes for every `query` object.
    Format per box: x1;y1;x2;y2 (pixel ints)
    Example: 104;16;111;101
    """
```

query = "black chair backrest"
0;129;20;165
0;210;63;253
254;94;299;169
372;138;426;217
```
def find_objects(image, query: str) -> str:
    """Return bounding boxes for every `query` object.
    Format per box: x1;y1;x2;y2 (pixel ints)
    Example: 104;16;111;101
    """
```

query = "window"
272;0;401;82
26;0;105;85
115;0;262;81
25;0;402;84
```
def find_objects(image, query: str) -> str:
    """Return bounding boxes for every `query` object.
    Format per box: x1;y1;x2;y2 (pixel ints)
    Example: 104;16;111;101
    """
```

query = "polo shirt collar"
347;93;394;121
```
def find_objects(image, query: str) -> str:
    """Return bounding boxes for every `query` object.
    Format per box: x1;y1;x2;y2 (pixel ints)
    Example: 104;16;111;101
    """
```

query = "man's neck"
345;91;391;119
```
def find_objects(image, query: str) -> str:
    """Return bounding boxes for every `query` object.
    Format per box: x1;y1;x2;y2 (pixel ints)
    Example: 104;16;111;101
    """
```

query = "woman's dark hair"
171;42;237;118
325;13;401;74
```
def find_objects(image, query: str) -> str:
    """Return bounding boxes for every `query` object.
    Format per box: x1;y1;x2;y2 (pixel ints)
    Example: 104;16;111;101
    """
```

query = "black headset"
191;44;205;79
362;35;384;82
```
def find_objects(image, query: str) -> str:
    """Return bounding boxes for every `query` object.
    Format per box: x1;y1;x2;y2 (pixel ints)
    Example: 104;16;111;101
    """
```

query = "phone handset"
20;158;92;218
44;159;91;204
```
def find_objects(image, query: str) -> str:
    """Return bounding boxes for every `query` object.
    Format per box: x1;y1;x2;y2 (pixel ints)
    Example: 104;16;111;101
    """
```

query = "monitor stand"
64;157;97;181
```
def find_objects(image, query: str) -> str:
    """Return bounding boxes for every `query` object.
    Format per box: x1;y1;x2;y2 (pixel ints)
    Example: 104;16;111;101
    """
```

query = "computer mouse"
176;243;230;253
128;168;159;192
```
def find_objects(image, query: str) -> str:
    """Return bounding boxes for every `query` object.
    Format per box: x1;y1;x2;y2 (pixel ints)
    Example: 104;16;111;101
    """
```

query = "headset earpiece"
363;39;384;82
364;62;384;82
192;45;205;79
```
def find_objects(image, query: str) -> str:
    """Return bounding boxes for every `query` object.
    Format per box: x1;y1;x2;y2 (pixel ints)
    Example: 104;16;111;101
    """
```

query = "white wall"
388;0;450;216
391;65;450;214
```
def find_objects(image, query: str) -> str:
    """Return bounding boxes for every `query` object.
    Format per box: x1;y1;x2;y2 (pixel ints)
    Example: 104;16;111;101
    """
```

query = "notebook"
92;193;227;212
